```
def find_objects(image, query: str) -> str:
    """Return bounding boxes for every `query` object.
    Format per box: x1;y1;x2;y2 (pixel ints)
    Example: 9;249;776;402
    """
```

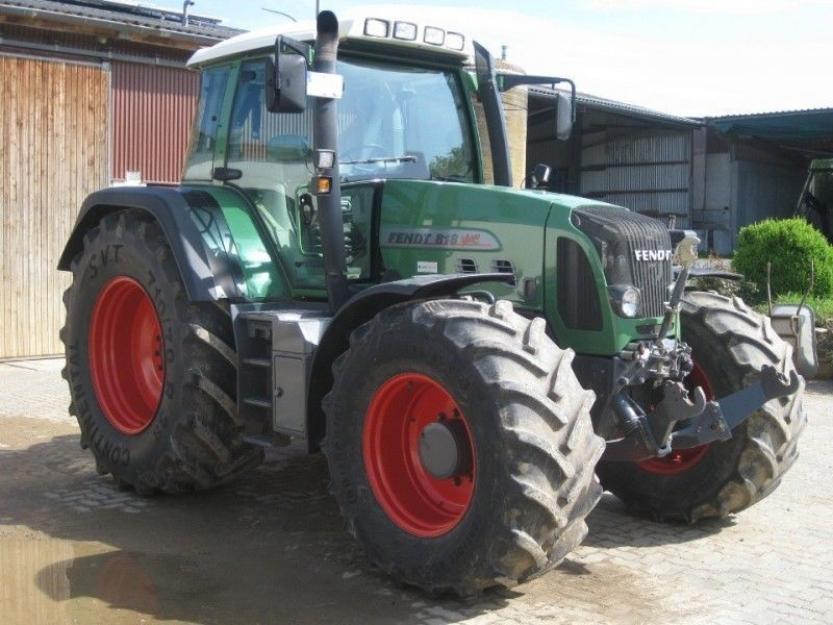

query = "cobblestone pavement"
1;360;831;625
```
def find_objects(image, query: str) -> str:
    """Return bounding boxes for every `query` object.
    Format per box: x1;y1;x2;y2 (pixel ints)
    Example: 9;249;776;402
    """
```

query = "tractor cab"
183;11;576;306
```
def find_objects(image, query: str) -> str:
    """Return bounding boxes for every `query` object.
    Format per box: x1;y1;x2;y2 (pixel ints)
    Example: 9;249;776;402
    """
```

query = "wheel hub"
419;420;471;479
363;373;476;538
88;276;165;435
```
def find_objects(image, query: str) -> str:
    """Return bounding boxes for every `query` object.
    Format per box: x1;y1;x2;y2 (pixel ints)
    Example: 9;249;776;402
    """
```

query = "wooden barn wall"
0;55;108;359
111;62;199;184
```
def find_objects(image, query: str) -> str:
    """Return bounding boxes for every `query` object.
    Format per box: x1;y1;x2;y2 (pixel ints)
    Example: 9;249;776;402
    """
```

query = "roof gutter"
0;35;192;69
0;4;227;48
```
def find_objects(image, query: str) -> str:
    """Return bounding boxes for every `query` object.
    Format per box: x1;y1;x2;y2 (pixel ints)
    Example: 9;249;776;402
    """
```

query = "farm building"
526;87;833;255
0;0;240;359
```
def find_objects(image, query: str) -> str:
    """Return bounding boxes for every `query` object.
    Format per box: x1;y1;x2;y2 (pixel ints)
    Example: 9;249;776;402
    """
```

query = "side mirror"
499;72;577;141
266;36;311;113
529;163;552;189
555;91;574;141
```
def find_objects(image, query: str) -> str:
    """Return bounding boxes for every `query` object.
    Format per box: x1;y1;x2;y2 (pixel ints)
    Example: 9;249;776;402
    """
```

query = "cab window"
183;65;230;181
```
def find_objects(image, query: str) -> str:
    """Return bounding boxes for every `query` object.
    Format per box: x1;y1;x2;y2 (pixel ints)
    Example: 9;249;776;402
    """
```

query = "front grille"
571;206;672;318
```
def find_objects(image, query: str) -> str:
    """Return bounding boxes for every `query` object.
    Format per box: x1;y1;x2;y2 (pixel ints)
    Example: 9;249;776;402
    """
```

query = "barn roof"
0;0;243;46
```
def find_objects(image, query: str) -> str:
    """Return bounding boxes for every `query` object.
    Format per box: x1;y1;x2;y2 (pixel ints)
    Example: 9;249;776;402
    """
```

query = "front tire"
61;209;263;494
597;291;806;522
323;299;604;595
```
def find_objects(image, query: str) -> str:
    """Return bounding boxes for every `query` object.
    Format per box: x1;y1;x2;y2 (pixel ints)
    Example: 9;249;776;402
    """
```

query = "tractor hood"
374;178;673;355
375;179;606;312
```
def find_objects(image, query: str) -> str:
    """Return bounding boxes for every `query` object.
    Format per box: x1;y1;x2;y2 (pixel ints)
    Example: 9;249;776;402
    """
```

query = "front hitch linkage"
606;365;801;462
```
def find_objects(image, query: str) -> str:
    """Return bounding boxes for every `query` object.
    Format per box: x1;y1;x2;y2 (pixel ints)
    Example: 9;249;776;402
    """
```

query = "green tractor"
58;11;805;594
798;157;833;243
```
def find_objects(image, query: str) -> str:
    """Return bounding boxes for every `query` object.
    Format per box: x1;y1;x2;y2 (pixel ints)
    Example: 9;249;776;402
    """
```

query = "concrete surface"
1;359;832;625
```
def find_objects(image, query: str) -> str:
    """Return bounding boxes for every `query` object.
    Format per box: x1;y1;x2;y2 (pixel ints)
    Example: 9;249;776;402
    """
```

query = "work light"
445;32;465;50
364;18;389;38
423;26;445;46
393;21;418;41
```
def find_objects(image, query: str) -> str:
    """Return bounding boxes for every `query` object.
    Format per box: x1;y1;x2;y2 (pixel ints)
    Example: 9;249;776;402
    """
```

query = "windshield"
220;56;476;291
336;59;476;183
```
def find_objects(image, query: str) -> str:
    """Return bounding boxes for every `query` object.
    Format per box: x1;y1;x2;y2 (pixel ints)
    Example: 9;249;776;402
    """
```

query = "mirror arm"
277;36;312;66
499;74;576;123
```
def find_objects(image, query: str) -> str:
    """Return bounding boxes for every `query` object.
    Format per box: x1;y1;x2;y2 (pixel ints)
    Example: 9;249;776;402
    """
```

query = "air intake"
456;258;478;273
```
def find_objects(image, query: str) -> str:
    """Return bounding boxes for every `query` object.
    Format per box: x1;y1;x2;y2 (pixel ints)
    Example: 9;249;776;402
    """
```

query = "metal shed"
696;109;833;254
526;87;702;227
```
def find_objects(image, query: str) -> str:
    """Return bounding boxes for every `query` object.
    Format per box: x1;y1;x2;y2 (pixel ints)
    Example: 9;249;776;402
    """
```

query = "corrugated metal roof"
707;107;833;121
528;85;702;128
708;108;833;142
0;0;243;43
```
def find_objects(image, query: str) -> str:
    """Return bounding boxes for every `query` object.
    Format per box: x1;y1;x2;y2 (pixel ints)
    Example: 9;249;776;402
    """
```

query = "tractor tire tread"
60;208;263;497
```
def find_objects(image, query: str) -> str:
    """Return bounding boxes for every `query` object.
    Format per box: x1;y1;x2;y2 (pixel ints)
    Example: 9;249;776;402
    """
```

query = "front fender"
305;273;515;450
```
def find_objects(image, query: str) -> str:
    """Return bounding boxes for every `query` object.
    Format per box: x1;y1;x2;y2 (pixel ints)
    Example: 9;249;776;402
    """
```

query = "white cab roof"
187;7;470;68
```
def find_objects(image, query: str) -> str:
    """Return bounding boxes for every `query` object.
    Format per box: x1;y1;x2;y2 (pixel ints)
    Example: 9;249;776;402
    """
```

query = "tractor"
58;11;805;595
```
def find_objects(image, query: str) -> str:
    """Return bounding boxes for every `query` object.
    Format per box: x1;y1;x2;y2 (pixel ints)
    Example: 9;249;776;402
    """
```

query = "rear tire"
60;209;263;494
322;299;604;595
597;291;806;522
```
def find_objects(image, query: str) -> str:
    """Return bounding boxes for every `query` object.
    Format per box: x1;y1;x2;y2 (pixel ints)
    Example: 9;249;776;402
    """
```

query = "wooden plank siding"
0;55;108;359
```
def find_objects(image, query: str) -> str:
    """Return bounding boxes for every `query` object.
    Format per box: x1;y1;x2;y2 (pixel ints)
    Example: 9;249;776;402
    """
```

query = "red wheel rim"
88;276;165;435
638;361;714;475
363;373;476;538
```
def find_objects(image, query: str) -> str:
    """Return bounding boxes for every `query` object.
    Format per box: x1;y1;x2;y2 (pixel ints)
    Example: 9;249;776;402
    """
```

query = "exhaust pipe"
312;11;349;312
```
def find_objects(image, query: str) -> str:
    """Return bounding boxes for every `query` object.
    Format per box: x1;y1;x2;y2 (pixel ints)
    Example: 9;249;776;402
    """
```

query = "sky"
165;0;832;117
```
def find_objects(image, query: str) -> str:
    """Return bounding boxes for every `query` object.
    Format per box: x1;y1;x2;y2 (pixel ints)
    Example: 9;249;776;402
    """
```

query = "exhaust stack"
312;11;349;312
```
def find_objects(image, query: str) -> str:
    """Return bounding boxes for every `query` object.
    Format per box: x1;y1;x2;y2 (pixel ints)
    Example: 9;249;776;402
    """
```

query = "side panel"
179;184;289;300
378;180;551;311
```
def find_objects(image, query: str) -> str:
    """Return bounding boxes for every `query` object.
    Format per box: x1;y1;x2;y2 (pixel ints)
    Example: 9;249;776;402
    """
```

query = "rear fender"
305;273;515;450
58;187;244;301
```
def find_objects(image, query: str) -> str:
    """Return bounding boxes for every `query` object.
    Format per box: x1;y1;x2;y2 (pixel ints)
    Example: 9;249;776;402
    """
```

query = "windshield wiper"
340;155;417;165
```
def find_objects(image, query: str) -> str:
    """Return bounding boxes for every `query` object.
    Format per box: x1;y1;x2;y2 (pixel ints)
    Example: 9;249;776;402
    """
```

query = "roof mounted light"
445;32;465;51
423;26;445;46
364;18;389;38
393;21;417;41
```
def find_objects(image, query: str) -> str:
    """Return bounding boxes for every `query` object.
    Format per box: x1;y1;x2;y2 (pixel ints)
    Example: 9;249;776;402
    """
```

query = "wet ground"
1;359;832;625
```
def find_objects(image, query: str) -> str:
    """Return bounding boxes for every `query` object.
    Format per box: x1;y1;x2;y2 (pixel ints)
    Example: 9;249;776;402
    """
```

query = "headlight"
609;285;640;318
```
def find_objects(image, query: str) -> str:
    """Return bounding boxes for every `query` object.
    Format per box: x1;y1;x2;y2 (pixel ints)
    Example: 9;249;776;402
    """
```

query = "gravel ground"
1;359;831;625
